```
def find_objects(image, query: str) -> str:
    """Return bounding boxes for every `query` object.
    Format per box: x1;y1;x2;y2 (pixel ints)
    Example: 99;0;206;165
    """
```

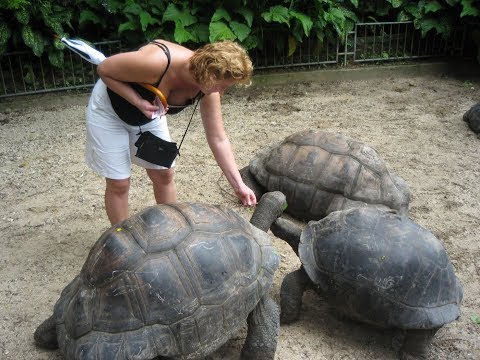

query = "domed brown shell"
52;202;279;359
249;130;410;220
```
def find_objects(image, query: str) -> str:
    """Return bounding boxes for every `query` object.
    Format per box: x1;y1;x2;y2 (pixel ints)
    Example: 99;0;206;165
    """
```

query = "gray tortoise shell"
299;207;463;329
52;203;279;359
249;130;411;221
463;103;480;133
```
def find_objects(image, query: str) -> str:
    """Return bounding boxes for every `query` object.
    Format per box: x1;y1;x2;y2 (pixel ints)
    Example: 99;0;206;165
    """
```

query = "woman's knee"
147;168;175;185
105;178;131;194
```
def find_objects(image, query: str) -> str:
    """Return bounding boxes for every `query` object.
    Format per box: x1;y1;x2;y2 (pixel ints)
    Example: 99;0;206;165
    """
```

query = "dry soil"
0;66;479;360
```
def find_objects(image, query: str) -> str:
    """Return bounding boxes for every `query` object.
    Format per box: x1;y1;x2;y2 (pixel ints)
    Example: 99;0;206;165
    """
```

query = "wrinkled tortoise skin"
47;202;279;359
248;130;411;221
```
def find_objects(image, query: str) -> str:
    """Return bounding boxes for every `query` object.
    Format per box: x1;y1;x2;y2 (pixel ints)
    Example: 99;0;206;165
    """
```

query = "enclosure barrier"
0;22;470;98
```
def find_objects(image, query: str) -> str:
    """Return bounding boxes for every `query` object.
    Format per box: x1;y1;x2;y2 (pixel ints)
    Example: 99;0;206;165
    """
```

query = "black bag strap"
177;97;200;154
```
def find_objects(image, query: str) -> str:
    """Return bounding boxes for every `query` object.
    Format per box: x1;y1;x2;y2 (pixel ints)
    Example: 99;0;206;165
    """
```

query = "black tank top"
106;41;201;126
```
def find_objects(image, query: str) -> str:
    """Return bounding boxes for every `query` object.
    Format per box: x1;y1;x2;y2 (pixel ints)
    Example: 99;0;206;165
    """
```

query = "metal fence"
252;21;468;70
0;40;121;98
0;21;471;98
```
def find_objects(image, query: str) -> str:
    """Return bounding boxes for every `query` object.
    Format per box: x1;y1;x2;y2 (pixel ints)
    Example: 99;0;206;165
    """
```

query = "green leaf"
471;314;480;324
349;0;359;7
424;1;444;14
415;18;442;37
229;21;251;42
162;4;196;27
118;21;137;34
288;35;296;57
387;0;404;8
48;50;64;68
209;21;236;42
236;7;253;27
103;0;124;14
21;25;34;48
241;34;259;50
22;25;44;56
189;23;209;43
139;10;158;32
162;4;181;22
329;7;347;23
262;5;290;27
79;10;102;25
174;23;196;44
404;3;422;18
290;10;313;37
211;8;231;22
0;0;29;10
0;21;11;46
14;7;29;24
43;15;64;35
124;3;142;16
460;0;480;17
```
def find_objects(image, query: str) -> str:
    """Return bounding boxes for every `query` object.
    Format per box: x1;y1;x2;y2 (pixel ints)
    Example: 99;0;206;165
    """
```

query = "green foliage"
471;313;480;324
384;0;480;37
0;0;74;66
1;0;479;67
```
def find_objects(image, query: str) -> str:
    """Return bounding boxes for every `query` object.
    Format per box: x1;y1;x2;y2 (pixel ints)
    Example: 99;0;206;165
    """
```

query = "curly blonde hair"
189;40;253;88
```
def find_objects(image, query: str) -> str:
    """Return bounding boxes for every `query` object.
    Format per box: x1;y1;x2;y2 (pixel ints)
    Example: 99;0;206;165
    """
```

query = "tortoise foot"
34;315;58;349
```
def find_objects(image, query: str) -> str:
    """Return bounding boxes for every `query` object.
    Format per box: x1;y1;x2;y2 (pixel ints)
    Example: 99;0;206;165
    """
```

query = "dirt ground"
0;65;479;360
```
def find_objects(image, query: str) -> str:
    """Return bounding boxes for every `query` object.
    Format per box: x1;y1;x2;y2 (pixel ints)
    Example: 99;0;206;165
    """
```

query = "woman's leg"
145;168;176;204
105;177;131;225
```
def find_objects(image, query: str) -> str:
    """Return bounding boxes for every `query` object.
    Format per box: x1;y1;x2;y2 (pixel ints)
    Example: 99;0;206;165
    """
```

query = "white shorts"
85;80;174;180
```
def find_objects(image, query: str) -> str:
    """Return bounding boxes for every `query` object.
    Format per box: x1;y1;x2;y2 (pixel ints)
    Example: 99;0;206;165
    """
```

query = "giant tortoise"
241;130;411;221
273;207;463;360
34;191;286;360
463;102;480;133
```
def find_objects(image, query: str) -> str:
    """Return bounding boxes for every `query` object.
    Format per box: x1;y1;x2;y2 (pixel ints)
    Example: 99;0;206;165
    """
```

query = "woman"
85;39;256;225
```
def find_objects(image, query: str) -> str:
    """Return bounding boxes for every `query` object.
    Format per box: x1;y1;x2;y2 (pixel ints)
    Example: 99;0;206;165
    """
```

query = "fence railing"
0;41;121;98
252;21;468;70
0;22;471;98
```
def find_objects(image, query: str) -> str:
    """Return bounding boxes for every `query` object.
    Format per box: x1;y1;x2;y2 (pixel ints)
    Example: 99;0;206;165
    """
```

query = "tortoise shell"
249;130;410;220
52;202;279;359
299;207;463;329
463;103;480;133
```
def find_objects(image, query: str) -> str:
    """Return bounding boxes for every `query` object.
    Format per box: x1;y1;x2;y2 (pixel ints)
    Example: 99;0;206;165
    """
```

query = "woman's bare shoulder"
149;40;194;55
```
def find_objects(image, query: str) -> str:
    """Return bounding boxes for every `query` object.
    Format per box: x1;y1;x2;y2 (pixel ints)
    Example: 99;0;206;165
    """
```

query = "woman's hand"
235;183;257;206
137;98;161;119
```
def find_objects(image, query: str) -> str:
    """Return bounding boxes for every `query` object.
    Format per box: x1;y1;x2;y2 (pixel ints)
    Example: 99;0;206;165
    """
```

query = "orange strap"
139;83;168;109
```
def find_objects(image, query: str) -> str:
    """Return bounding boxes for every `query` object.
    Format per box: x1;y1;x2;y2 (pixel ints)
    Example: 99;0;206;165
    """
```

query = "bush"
0;0;478;67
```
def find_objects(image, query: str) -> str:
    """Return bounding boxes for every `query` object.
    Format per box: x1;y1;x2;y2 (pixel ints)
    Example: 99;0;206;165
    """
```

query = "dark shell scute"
52;202;278;359
250;130;410;221
299;207;463;329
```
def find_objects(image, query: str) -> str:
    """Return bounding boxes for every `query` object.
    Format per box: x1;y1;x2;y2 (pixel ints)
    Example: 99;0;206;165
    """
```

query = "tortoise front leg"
240;296;280;360
400;327;440;360
33;315;58;349
280;267;309;324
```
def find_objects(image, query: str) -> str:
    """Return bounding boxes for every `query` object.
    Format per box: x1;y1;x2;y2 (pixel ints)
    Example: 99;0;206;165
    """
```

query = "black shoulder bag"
134;100;199;168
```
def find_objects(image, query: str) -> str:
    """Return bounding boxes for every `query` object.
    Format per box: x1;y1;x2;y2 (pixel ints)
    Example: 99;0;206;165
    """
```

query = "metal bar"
8;56;16;94
39;56;46;91
19;56;26;93
380;24;384;58
0;85;92;98
353;23;358;61
388;23;393;58
0;60;6;95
